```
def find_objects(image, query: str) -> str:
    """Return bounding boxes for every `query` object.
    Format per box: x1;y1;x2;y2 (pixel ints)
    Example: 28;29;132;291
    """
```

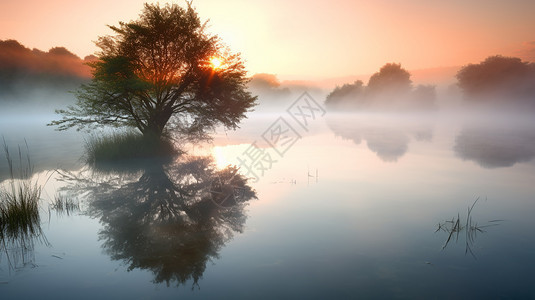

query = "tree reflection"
326;115;433;162
454;120;535;168
60;156;256;287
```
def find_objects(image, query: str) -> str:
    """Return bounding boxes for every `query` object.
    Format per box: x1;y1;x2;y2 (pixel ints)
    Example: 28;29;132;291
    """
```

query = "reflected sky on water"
1;112;535;299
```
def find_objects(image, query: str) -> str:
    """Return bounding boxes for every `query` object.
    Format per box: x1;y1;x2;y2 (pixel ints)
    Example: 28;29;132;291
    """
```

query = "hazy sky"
1;0;534;79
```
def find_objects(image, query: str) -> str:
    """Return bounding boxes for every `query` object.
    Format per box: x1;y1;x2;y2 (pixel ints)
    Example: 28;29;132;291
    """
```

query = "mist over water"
0;0;534;294
453;114;535;168
0;105;83;181
2;41;535;298
2;83;535;298
326;113;434;162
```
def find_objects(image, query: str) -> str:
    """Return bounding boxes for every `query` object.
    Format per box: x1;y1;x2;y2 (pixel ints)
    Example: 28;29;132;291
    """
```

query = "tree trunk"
142;113;172;140
142;123;163;140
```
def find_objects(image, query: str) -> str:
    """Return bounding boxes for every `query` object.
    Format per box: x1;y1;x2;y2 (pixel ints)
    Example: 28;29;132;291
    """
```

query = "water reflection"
454;119;535;168
48;194;80;217
1;143;50;272
0;206;48;272
1;183;49;272
59;156;256;287
0;228;48;272
326;115;433;162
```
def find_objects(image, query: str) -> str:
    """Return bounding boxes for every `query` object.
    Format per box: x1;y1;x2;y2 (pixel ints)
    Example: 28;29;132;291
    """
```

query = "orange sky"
1;0;534;80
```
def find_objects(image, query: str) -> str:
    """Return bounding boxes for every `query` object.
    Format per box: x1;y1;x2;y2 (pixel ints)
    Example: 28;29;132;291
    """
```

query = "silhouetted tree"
367;63;412;95
324;63;435;110
50;3;256;140
325;80;366;108
412;84;436;109
248;73;291;105
248;73;282;91
456;55;535;102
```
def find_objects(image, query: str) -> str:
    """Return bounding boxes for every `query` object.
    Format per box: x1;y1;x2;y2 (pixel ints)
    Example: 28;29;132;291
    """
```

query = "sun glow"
212;146;230;169
210;57;222;69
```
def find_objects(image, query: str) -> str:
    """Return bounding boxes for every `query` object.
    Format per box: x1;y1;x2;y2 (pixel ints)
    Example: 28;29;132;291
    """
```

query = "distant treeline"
326;55;535;111
456;55;535;105
325;63;436;111
0;39;92;102
246;73;325;111
248;73;291;99
3;40;534;110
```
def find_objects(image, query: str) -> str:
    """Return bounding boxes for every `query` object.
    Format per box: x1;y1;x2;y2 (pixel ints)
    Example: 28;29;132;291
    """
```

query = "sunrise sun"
210;57;222;69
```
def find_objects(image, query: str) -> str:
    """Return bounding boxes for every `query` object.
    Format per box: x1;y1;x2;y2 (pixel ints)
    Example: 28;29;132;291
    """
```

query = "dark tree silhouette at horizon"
0;39;90;101
367;63;412;95
324;63;435;110
324;80;366;108
50;3;256;141
456;55;535;104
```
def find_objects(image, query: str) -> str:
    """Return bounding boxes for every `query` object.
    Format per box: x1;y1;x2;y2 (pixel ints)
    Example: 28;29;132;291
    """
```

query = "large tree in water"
50;3;256;140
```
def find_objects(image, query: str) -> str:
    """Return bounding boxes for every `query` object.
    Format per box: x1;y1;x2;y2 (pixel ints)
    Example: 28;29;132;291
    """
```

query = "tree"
324;80;366;108
456;55;535;101
49;3;256;140
248;73;290;98
324;63;435;110
411;84;436;109
0;39;89;102
367;63;412;95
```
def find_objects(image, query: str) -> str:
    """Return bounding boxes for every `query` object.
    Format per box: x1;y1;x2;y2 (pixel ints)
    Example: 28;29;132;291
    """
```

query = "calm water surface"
1;111;535;299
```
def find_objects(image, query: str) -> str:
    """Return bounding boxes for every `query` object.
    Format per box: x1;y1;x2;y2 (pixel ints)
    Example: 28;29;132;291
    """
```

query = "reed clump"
49;193;80;217
85;131;178;164
0;139;48;270
0;141;42;239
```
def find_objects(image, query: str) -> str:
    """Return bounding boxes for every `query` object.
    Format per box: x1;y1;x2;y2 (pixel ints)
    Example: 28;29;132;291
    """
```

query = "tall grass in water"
49;193;80;217
85;131;178;166
0;140;48;271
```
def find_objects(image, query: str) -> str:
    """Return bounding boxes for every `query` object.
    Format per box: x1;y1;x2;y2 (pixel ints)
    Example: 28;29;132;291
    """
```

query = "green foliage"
50;3;257;140
0;181;41;239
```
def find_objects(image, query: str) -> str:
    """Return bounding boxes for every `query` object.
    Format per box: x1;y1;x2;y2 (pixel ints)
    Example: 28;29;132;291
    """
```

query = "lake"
1;106;535;299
